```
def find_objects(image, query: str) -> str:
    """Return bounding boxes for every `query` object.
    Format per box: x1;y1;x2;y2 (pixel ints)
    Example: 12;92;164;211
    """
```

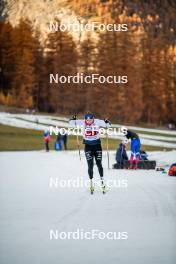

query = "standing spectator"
121;128;141;169
44;129;51;152
54;133;62;151
62;133;68;150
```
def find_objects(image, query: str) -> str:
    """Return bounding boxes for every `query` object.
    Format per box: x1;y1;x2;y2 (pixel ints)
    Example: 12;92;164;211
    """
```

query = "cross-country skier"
121;127;141;169
69;112;111;194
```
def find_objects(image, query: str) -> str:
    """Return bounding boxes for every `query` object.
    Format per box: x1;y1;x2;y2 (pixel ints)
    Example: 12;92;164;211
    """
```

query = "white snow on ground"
0;112;176;148
112;123;176;136
148;150;176;167
138;133;176;142
0;112;47;131
0;150;176;264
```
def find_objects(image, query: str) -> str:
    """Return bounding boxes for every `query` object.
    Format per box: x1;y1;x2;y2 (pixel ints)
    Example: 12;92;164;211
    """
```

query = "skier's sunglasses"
85;118;94;124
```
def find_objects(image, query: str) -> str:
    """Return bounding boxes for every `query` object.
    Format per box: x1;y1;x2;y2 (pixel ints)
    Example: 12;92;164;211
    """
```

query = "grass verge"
0;124;173;152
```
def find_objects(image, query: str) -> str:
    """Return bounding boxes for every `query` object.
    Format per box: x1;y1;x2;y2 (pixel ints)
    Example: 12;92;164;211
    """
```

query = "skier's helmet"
84;112;94;125
120;126;128;136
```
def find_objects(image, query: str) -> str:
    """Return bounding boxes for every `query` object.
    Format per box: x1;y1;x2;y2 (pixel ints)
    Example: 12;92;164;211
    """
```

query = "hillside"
0;0;175;124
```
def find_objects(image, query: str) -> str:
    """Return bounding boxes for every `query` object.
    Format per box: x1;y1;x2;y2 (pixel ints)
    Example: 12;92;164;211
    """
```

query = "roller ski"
100;178;107;194
89;180;94;195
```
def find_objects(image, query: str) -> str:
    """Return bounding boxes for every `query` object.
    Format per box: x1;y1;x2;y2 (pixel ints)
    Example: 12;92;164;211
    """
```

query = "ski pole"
76;133;81;161
106;124;110;169
75;118;81;161
120;147;123;169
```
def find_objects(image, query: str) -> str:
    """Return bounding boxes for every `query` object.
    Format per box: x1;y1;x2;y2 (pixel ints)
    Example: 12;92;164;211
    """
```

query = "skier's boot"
101;184;106;194
89;179;94;194
100;177;107;194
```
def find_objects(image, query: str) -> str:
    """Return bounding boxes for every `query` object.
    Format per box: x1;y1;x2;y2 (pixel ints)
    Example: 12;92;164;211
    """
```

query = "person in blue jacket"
121;127;141;169
140;150;148;161
116;140;128;168
54;133;62;151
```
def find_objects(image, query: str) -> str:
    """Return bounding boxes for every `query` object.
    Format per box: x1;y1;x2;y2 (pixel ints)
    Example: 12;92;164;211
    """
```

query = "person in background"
121;127;141;169
54;133;62;151
44;129;51;152
115;139;128;168
62;133;68;150
168;163;176;176
140;150;148;161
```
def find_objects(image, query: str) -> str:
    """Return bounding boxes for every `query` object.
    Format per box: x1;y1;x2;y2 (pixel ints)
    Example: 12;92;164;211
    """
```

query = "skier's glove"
70;115;77;120
104;119;111;125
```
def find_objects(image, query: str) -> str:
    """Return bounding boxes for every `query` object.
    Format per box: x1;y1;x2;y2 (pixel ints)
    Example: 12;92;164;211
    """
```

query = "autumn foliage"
0;0;175;124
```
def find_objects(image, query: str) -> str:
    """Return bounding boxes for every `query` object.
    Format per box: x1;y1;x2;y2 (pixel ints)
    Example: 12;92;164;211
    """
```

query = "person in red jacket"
168;163;176;176
44;130;51;152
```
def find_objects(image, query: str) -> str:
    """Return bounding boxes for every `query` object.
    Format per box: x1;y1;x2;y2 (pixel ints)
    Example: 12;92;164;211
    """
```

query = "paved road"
0;151;176;264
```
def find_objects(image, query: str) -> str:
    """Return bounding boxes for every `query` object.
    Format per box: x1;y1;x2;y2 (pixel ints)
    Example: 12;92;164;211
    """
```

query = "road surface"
0;151;176;264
